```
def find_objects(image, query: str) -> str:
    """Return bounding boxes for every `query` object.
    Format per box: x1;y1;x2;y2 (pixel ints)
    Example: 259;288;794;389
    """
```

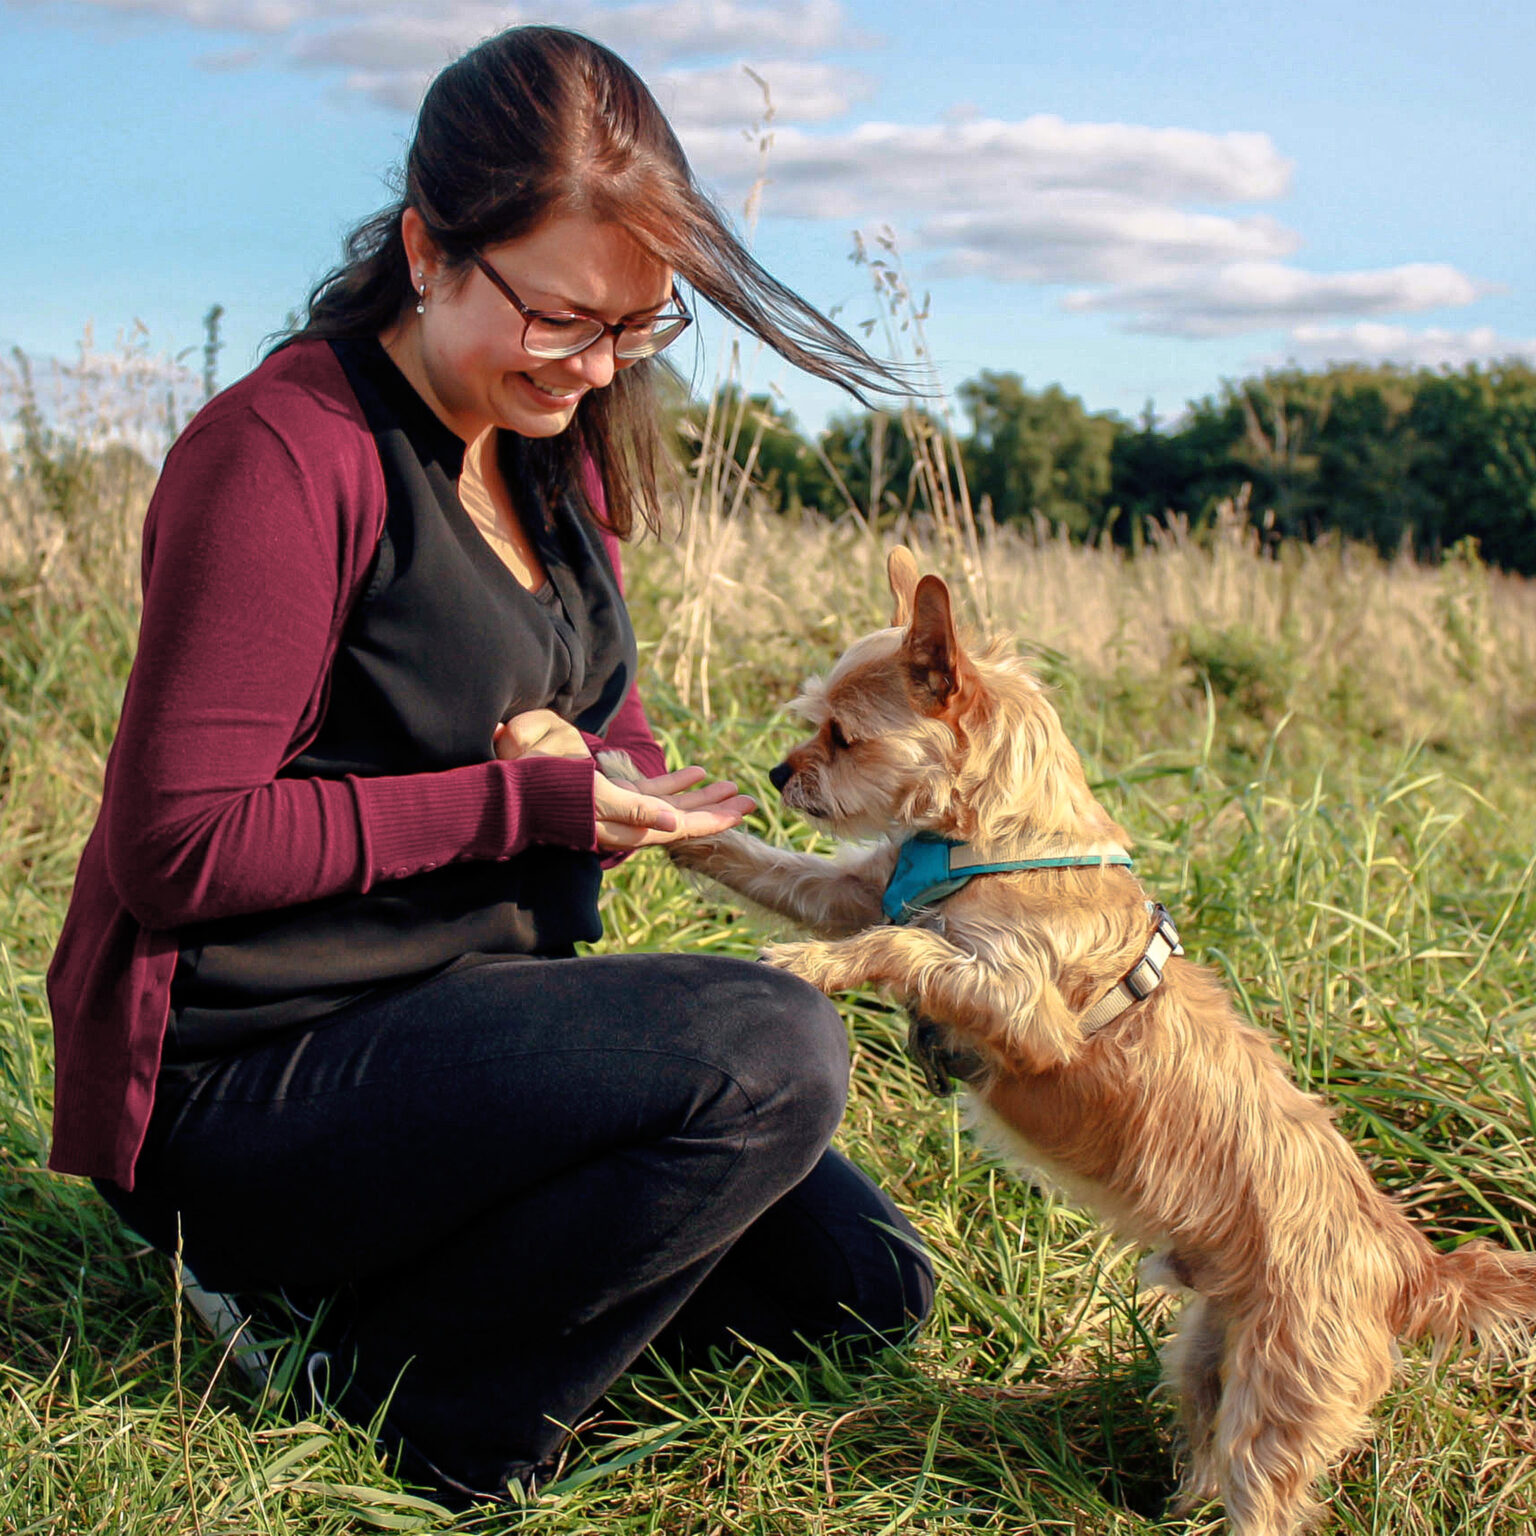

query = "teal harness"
883;832;1182;1092
882;832;1134;924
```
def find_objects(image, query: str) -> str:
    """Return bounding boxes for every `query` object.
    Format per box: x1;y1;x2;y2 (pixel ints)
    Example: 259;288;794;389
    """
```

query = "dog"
669;546;1536;1536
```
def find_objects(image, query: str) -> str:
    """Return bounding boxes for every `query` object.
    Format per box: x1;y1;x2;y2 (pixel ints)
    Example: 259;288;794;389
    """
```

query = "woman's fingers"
594;771;755;850
596;799;754;849
594;776;681;834
656;779;746;811
627;765;708;795
673;794;757;834
628;768;753;812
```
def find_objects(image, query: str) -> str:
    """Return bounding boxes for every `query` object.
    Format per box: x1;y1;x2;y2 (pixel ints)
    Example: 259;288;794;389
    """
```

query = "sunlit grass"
5;365;1536;1532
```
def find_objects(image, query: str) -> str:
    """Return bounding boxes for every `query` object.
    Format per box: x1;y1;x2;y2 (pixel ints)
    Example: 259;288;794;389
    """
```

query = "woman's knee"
699;958;849;1142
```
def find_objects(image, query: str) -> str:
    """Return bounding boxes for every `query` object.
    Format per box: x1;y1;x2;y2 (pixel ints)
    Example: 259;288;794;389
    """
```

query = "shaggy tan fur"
670;547;1536;1536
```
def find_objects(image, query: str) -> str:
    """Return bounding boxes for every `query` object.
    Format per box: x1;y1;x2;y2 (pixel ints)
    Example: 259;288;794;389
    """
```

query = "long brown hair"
286;25;907;537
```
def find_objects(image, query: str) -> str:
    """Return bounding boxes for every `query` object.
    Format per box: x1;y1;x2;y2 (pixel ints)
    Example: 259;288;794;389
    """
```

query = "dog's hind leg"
1211;1308;1393;1536
1161;1293;1226;1514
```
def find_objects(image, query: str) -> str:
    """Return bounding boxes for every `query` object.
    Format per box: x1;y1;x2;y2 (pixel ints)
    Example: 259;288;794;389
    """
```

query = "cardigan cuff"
496;755;600;855
353;756;598;884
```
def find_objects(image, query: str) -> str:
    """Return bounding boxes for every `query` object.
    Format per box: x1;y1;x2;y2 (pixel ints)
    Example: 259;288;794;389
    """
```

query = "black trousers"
100;953;933;1496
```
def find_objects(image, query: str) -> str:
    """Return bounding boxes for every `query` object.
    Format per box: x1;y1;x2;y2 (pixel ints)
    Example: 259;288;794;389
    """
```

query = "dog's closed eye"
827;719;853;751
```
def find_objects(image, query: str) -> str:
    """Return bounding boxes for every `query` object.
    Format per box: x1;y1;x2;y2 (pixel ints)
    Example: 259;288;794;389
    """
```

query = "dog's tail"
1400;1239;1536;1354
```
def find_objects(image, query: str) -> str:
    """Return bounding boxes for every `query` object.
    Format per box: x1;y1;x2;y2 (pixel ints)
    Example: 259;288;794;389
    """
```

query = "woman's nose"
570;335;620;389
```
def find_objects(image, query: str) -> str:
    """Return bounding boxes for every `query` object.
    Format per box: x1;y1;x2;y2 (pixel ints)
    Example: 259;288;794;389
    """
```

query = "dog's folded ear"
905;574;969;710
887;546;920;627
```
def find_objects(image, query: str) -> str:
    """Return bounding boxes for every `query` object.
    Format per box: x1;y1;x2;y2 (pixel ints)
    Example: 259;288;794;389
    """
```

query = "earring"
415;270;426;315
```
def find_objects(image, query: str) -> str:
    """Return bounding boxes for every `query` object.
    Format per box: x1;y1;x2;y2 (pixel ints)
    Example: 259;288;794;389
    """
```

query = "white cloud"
290;18;872;118
575;0;857;59
46;0;352;32
328;66;433;112
912;195;1298;285
55;0;868;115
1066;261;1485;337
651;59;873;130
35;0;859;63
677;115;1492;340
1279;323;1536;370
289;11;500;73
682;115;1293;213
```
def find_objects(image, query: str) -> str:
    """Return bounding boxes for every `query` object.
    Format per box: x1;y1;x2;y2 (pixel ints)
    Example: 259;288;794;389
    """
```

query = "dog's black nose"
768;761;794;792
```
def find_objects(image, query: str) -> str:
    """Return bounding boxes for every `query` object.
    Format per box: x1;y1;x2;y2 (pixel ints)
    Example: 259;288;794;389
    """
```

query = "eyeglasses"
471;255;692;360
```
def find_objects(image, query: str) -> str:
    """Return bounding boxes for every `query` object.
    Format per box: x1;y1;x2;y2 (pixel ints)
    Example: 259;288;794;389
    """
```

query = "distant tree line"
681;361;1536;574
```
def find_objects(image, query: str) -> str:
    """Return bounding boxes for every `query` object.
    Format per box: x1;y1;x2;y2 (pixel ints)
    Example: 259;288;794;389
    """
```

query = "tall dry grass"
633;468;1536;789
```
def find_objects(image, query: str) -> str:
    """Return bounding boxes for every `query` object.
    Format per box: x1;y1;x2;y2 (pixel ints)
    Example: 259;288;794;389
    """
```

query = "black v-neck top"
165;338;636;1057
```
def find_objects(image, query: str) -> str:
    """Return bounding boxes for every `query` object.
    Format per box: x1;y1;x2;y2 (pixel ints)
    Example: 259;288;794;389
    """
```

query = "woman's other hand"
494;709;590;762
595;766;754;851
496;714;751;851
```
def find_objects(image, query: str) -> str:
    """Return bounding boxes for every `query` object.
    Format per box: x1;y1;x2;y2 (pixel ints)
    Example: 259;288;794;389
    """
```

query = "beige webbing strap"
1080;904;1184;1034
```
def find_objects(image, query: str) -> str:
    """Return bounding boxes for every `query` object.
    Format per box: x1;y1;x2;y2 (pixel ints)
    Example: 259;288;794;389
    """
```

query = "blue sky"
4;0;1532;434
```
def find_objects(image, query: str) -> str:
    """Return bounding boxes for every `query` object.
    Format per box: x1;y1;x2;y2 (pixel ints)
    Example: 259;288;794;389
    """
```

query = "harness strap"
1079;904;1184;1034
884;837;1184;1094
902;902;1185;1093
882;833;1133;923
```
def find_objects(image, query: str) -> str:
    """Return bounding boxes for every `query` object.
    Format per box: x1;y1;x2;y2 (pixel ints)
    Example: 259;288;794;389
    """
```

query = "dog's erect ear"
887;546;920;627
904;574;968;709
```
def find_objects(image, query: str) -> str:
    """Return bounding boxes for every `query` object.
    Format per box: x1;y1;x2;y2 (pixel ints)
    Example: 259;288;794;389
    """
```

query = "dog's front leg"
671;832;893;937
764;926;1081;1072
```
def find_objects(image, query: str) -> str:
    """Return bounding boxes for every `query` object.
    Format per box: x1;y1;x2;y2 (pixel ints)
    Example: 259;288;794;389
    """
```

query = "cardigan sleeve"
103;397;597;933
585;525;668;782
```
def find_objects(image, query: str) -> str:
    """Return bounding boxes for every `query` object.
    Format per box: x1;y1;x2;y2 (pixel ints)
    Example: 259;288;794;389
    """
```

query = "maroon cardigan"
47;340;666;1189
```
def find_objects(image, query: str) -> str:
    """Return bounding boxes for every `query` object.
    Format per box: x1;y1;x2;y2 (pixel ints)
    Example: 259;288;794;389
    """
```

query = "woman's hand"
595;766;755;851
493;709;591;763
495;710;752;852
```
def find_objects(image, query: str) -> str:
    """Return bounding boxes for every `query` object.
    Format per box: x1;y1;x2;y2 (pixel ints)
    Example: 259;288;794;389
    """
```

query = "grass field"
4;386;1536;1534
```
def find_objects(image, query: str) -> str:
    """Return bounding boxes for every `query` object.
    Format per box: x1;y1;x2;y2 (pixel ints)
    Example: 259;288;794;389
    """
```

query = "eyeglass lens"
523;314;690;361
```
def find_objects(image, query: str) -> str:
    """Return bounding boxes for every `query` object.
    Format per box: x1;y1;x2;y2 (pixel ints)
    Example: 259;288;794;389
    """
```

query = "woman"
47;24;932;1503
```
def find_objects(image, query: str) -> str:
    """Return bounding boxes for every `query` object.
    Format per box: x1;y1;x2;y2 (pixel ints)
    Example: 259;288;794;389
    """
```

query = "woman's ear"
399;207;442;285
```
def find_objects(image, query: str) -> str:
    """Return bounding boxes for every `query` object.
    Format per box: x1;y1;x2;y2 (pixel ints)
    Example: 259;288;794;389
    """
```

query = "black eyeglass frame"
470;254;692;360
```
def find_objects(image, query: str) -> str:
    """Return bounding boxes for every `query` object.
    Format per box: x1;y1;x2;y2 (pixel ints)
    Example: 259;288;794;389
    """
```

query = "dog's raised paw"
668;831;727;869
760;939;858;996
595;749;640;786
759;939;819;980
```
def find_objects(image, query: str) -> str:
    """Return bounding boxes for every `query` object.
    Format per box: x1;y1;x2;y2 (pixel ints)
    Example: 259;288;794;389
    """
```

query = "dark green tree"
678;384;836;514
1110;399;1247;540
1408;364;1536;572
1122;365;1447;553
956;372;1121;536
819;408;951;520
1304;367;1435;555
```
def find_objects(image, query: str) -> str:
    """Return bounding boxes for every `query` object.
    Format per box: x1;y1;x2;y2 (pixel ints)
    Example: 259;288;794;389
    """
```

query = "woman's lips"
518;372;583;404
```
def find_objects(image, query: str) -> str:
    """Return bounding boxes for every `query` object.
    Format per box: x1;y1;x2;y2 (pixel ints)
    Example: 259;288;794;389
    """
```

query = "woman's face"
395;211;674;443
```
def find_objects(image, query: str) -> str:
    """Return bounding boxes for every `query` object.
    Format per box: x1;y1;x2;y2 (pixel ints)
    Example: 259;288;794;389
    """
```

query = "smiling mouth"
523;375;582;401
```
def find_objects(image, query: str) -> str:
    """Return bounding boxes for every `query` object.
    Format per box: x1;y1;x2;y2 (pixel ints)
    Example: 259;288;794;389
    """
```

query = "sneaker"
176;1262;271;1386
304;1348;335;1412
